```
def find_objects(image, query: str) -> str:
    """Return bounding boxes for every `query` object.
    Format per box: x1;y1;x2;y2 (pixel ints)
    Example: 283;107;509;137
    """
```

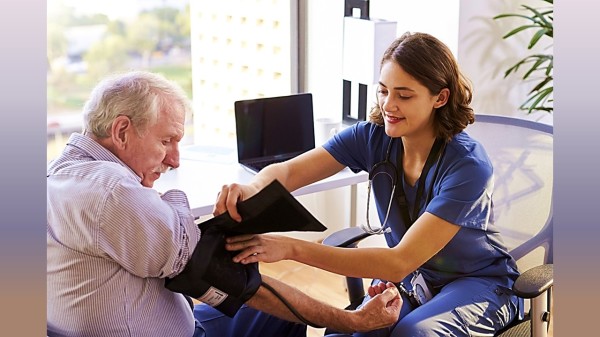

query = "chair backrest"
464;114;553;274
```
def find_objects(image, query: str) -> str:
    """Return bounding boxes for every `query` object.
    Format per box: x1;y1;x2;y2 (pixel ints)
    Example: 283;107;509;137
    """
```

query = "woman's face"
376;60;443;140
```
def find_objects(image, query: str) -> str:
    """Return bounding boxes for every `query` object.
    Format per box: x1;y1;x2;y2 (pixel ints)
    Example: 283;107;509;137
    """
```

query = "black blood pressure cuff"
165;180;327;317
165;228;261;317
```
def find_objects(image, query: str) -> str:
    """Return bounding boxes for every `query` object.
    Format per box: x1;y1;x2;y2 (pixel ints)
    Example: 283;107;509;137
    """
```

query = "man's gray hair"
82;71;192;138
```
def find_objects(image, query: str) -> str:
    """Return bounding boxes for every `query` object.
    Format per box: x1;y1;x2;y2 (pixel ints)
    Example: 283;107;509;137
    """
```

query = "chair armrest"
322;226;373;248
513;264;554;298
321;226;373;308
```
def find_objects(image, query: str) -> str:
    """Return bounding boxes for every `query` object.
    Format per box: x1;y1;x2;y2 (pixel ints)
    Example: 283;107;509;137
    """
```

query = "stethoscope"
363;138;398;234
362;137;446;235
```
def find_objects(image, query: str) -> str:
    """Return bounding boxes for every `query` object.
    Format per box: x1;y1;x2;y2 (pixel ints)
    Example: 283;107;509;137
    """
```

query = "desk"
153;146;368;222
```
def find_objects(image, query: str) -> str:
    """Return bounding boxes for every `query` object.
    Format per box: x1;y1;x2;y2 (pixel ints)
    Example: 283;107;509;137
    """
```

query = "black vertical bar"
342;81;368;124
342;79;353;123
358;83;368;121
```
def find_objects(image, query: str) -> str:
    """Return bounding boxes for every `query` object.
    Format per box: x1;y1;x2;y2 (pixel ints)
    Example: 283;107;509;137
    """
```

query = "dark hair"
369;32;474;141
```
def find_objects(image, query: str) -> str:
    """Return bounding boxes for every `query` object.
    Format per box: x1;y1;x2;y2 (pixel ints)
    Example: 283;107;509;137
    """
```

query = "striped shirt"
47;133;201;337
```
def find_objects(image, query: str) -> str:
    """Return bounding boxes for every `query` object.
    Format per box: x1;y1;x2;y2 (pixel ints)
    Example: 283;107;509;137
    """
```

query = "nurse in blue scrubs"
215;32;521;337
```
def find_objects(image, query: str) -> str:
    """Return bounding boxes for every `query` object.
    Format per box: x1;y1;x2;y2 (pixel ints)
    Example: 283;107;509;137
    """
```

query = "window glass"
189;0;299;146
47;0;193;161
47;0;298;161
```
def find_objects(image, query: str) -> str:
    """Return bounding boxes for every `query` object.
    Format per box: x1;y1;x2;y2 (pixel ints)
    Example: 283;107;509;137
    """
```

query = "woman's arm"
227;213;460;283
213;147;345;221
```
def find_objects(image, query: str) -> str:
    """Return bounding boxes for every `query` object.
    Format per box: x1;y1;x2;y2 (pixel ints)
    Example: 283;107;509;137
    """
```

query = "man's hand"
350;282;401;332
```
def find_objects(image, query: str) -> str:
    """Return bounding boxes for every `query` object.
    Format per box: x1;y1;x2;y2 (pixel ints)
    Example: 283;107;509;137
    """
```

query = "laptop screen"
234;93;315;170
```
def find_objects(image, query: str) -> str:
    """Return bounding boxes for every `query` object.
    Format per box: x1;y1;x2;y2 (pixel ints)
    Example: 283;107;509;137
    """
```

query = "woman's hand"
368;280;395;298
212;183;260;221
225;234;294;264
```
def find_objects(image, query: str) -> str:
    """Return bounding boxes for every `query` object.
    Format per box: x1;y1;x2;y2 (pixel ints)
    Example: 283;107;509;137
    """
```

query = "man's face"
121;108;185;187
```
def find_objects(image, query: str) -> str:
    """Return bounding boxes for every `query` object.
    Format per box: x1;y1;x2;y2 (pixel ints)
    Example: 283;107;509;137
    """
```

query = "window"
47;0;299;160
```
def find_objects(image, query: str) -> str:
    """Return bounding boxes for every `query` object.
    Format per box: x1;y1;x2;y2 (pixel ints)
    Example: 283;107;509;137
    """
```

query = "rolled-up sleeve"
426;157;493;230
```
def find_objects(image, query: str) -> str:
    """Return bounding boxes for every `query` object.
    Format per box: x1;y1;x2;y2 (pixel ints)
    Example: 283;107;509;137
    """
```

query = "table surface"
153;145;368;218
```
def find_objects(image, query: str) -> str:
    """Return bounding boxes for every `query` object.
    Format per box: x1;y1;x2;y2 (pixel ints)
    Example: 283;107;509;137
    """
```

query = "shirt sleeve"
324;121;380;173
97;177;201;279
426;154;494;230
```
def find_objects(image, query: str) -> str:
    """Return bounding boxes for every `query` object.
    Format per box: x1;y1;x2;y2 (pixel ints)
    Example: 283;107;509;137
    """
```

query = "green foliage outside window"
47;3;192;115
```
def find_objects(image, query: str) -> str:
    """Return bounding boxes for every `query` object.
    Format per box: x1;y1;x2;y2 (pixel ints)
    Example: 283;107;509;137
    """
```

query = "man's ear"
433;88;450;109
110;115;133;150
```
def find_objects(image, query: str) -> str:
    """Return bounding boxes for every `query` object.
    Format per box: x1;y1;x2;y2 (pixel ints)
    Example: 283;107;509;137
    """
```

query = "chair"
323;114;554;337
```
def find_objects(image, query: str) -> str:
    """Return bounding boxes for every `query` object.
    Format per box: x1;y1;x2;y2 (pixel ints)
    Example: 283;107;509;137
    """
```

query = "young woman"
214;32;521;337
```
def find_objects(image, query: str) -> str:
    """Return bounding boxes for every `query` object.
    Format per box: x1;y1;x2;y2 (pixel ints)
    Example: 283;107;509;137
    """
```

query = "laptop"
234;93;315;173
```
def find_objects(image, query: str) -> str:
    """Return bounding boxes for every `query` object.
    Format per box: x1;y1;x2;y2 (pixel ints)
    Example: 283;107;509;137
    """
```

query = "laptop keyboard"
247;158;288;172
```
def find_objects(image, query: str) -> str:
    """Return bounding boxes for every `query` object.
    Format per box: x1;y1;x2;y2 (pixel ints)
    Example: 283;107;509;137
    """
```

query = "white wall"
458;0;553;124
303;0;553;124
302;0;345;122
369;0;460;56
303;0;461;122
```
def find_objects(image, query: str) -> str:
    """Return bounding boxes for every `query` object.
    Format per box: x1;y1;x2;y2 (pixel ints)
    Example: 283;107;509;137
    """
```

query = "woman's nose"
382;96;395;111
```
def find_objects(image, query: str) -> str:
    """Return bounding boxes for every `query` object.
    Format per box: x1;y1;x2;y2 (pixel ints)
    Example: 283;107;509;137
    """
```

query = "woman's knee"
391;311;468;337
390;320;443;337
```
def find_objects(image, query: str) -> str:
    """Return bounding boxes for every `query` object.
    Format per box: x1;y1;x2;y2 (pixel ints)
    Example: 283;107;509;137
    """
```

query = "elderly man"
47;71;400;337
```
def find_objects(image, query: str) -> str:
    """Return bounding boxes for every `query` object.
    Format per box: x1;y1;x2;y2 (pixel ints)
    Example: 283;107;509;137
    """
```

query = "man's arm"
246;275;401;333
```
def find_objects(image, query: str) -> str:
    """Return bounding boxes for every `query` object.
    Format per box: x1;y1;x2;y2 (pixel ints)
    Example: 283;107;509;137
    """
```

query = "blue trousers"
193;303;307;337
326;276;521;337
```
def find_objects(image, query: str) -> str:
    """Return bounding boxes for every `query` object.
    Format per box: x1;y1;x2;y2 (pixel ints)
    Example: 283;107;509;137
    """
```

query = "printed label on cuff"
198;286;228;307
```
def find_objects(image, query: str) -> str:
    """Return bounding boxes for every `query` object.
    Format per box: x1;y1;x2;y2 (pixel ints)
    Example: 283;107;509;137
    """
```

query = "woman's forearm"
229;234;412;282
252;148;345;193
289;239;410;283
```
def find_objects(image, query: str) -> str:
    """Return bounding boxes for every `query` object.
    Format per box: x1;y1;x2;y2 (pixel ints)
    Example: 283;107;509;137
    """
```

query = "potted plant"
494;0;553;114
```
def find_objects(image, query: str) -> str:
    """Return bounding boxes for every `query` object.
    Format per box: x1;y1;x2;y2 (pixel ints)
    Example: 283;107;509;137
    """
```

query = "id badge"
410;271;434;306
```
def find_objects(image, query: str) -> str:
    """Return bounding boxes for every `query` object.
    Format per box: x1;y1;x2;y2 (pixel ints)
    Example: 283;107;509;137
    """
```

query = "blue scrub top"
323;121;520;289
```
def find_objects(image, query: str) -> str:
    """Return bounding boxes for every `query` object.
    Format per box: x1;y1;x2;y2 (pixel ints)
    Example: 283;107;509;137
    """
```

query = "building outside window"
189;0;299;146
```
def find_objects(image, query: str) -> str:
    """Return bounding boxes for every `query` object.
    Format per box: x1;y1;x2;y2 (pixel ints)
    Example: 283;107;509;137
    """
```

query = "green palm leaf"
494;1;553;114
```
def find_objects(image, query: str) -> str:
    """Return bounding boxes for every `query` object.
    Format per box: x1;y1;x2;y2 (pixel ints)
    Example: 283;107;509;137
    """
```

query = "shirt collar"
65;133;142;184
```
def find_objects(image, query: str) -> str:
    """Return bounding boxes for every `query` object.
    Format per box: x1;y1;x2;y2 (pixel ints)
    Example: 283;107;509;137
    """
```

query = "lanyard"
395;138;446;229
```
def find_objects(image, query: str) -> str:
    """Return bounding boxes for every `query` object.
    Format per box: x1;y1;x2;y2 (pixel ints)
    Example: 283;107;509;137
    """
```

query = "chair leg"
346;277;366;305
531;288;552;337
